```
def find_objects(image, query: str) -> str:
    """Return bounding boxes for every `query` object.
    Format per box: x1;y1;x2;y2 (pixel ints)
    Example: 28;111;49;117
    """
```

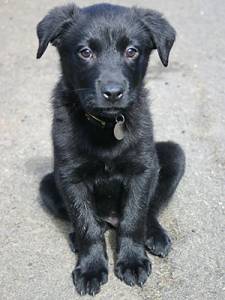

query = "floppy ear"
36;4;79;59
135;9;176;67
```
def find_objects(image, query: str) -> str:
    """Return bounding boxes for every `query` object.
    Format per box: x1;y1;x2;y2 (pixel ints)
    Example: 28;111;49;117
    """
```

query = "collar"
85;112;119;129
85;112;126;140
85;113;107;128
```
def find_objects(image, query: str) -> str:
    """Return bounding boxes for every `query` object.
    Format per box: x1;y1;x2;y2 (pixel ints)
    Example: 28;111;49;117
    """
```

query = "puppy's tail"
39;173;69;220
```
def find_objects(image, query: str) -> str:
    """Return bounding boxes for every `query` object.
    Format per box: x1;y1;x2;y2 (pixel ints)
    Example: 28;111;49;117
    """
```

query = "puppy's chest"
92;161;125;227
73;158;145;226
93;160;124;205
73;157;145;183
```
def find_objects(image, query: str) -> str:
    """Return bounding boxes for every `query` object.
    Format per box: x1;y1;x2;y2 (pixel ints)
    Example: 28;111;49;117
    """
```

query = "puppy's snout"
101;82;124;102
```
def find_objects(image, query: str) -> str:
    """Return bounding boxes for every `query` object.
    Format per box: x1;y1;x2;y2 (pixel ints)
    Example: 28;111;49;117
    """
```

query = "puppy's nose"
102;83;124;102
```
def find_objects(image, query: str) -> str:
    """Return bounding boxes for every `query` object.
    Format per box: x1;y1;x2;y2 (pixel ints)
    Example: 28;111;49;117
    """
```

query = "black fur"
37;3;185;296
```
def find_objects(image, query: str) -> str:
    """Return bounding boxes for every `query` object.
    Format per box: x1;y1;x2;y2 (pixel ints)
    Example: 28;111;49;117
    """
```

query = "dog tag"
114;114;125;140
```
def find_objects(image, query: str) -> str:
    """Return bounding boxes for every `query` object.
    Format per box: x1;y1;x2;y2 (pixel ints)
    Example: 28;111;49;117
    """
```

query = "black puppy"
37;3;185;296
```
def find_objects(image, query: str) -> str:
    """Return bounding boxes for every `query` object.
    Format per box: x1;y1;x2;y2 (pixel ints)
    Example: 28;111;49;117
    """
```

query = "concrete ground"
0;0;224;299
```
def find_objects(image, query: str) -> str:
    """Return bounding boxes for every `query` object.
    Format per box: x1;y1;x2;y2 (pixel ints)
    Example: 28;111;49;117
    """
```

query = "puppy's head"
37;3;175;116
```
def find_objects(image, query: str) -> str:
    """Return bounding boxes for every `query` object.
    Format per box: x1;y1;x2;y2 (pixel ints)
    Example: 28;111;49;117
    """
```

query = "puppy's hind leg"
145;142;185;257
39;173;68;220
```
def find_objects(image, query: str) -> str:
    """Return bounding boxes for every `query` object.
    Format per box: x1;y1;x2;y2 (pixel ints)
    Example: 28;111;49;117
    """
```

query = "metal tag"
114;114;125;140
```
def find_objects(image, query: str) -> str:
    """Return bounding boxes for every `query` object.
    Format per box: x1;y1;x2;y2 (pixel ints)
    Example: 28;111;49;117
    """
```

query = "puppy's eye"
79;47;93;60
125;47;139;59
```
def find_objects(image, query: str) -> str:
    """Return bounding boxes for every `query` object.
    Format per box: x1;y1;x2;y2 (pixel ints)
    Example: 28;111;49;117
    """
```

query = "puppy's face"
37;4;176;116
61;11;152;115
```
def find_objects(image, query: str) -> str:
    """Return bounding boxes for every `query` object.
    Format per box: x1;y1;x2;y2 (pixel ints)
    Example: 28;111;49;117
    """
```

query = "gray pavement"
0;0;225;299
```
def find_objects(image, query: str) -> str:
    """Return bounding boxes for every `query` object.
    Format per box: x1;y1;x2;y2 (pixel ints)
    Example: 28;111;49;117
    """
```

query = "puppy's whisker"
74;88;95;93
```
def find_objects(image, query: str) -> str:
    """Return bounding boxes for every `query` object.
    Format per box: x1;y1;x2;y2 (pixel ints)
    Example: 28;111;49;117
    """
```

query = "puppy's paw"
72;257;108;296
146;228;171;257
115;254;151;287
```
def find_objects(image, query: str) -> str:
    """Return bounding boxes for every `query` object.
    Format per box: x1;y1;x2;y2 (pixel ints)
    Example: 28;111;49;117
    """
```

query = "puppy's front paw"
115;253;151;287
146;228;171;257
72;256;108;296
